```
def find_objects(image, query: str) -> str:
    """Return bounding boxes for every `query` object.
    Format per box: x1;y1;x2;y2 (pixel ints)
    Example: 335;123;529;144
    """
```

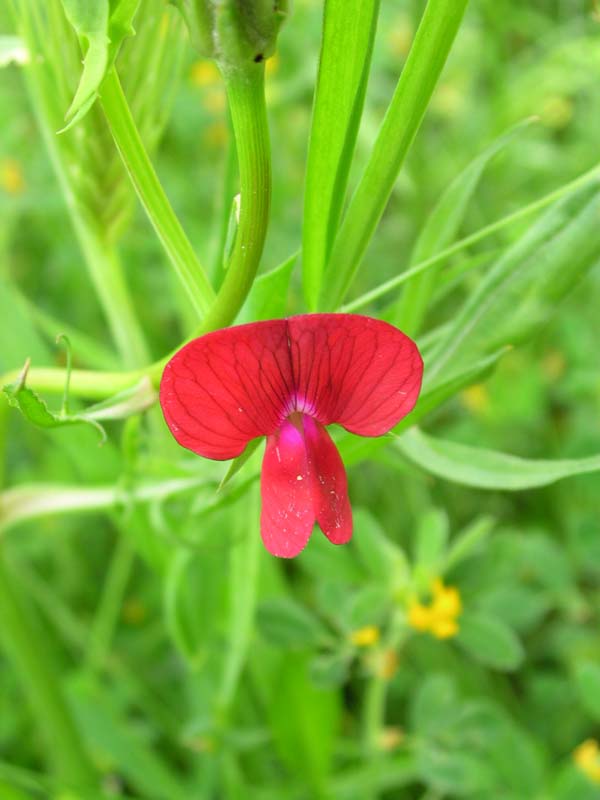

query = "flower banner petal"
303;415;352;545
160;320;293;459
260;419;315;557
287;314;423;436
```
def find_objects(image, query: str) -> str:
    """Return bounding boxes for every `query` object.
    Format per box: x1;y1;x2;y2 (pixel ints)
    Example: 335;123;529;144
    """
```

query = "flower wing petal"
303;416;352;545
260;420;315;557
288;314;423;436
160;320;293;459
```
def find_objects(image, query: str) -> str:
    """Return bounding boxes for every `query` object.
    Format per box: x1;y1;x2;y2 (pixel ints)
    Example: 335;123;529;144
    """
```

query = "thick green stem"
100;69;216;319
195;62;271;334
0;553;98;792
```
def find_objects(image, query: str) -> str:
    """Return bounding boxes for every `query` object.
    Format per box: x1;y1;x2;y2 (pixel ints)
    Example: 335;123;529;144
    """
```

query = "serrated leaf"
3;361;105;443
396;427;600;490
456;612;524;671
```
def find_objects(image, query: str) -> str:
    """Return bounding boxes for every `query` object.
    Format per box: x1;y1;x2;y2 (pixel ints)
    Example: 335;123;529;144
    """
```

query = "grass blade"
390;120;533;334
302;0;380;310
321;0;470;310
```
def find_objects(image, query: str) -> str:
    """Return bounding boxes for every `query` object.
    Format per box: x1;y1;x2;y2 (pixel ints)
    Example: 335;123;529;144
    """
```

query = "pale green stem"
85;534;135;673
342;162;600;313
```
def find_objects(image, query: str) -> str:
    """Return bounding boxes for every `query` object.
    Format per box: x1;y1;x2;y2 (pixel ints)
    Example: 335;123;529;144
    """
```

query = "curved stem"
195;62;271;334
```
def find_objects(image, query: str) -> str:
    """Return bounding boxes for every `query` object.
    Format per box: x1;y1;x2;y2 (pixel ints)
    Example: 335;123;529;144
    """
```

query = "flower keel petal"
303;416;352;545
260;419;315;558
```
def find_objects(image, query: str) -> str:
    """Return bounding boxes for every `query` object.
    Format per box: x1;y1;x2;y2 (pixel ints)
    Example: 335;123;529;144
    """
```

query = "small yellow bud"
349;625;380;647
190;60;220;87
574;739;600;784
0;158;25;195
378;726;404;751
407;601;434;631
460;384;489;414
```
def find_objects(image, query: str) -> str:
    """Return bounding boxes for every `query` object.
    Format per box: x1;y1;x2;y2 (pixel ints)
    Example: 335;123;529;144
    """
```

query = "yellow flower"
408;578;462;639
202;88;227;114
541;95;573;130
574;739;600;784
349;625;380;647
378;726;404;751
387;15;413;57
0;158;25;195
460;383;489;414
190;60;220;87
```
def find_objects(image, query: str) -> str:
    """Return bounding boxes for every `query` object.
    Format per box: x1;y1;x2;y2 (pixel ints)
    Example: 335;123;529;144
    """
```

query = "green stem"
341;162;600;313
0;552;98;792
195;62;271;334
100;69;216;319
362;619;407;795
217;485;261;718
85;534;135;673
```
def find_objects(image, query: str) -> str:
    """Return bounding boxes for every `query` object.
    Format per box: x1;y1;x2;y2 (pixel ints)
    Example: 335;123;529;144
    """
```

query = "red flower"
160;314;423;558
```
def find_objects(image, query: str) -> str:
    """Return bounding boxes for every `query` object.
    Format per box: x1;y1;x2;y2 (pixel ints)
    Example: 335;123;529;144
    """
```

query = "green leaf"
456;612;524;671
302;0;380;310
256;597;328;649
396;427;600;490
218;438;262;491
60;0;141;130
574;661;600;722
413;509;449;581
237;252;296;324
309;652;351;688
428;187;600;380
392;119;533;334
68;676;188;800
3;361;106;443
321;0;469;309
267;654;340;790
340;349;507;469
351;508;410;586
444;515;495;571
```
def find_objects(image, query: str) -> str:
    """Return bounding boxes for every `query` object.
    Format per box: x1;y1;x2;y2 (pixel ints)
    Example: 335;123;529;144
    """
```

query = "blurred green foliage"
1;0;600;798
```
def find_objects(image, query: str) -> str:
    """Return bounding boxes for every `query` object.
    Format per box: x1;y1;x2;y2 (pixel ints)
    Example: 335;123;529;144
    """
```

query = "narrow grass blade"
428;187;600;381
322;0;470;309
390;120;533;334
302;0;380;310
